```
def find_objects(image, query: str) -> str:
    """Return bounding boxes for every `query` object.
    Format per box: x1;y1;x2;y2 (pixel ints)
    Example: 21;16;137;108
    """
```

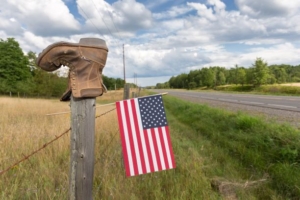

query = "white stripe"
147;129;158;171
240;101;263;105
218;98;237;102
267;104;297;108
134;99;150;173
120;101;134;176
162;127;173;169
127;100;142;175
154;128;166;170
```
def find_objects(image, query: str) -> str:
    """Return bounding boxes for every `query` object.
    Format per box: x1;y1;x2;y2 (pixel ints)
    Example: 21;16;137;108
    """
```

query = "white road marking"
218;98;237;102
239;101;263;105
267;104;297;109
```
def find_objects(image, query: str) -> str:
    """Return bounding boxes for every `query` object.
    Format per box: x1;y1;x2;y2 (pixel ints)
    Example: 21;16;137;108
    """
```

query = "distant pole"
123;84;130;100
69;96;95;200
123;44;126;83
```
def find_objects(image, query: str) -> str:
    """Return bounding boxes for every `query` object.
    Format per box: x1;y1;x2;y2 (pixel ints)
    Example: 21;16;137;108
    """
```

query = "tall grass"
1;93;220;199
164;96;300;199
2;91;299;199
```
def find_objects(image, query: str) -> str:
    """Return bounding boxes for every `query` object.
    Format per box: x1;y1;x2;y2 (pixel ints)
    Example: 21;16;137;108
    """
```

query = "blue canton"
138;95;168;129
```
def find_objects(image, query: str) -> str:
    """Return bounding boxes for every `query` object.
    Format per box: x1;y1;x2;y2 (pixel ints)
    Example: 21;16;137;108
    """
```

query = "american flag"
116;94;176;177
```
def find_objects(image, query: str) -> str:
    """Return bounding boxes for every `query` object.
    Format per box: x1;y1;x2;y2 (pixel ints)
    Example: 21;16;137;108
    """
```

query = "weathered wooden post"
123;83;130;99
69;96;96;200
35;38;108;200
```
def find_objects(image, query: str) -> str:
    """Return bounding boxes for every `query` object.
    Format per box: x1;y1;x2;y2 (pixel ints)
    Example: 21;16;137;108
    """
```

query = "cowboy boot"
36;38;109;101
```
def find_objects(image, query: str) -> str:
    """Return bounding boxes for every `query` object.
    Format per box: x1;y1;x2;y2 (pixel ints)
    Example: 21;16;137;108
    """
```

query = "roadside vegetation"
0;38;126;98
155;57;300;96
1;91;300;199
215;84;300;96
164;95;300;199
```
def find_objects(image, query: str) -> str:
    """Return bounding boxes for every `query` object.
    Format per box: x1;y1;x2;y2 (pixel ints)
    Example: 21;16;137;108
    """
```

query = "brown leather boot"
36;38;109;101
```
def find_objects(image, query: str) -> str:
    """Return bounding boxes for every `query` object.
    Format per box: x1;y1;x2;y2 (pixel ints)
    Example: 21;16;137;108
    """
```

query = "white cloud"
207;0;226;14
112;0;153;31
153;5;193;20
240;43;300;66
187;2;216;21
76;0;152;37
2;0;80;36
1;0;300;87
235;0;300;18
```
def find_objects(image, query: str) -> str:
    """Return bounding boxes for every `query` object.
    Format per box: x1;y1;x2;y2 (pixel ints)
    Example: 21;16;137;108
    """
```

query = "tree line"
0;38;125;97
155;58;300;89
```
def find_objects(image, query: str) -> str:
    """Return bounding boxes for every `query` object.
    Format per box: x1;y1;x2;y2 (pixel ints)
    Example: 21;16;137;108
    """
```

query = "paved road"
151;89;300;112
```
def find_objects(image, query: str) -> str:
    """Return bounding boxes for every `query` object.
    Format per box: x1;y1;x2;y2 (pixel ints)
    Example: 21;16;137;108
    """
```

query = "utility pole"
123;44;126;83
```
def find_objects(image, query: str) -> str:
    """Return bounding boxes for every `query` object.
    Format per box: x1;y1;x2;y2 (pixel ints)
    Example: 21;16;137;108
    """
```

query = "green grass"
2;95;300;199
214;84;300;96
163;95;300;199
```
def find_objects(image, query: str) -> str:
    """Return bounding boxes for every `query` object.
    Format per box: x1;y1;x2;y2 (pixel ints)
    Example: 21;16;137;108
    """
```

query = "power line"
89;0;114;36
104;1;122;39
77;3;105;37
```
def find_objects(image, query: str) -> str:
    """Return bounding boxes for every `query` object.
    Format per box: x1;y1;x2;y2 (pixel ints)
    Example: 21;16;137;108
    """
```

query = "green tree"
252;58;270;87
0;38;32;93
236;68;246;86
216;71;226;86
201;68;215;87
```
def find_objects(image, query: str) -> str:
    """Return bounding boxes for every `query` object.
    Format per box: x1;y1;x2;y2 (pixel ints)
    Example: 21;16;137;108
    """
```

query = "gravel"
171;94;300;129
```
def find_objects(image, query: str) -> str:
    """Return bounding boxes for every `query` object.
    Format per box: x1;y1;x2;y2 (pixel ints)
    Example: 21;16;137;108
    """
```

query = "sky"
1;0;300;86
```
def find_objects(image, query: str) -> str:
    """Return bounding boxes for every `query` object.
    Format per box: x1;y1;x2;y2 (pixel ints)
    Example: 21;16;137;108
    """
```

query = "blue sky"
1;0;300;86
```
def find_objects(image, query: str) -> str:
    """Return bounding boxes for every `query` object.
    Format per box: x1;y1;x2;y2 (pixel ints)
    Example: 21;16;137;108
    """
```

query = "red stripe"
116;102;130;176
165;126;176;168
123;100;139;176
151;128;162;171
143;129;154;172
130;99;146;174
158;127;169;169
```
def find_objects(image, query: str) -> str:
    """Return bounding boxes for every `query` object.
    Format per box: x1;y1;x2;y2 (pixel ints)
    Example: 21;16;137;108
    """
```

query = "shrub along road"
161;94;300;199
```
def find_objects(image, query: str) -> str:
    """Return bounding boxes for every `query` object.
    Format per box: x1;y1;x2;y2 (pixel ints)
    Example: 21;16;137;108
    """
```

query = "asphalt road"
151;89;300;112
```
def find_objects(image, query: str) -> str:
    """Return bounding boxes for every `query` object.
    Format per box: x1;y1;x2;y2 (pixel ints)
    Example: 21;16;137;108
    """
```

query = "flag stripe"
143;129;155;173
127;99;143;174
158;127;169;169
116;101;132;176
161;127;172;169
123;100;139;176
134;98;150;173
151;128;162;171
165;126;176;168
155;128;166;170
130;99;146;174
146;129;158;171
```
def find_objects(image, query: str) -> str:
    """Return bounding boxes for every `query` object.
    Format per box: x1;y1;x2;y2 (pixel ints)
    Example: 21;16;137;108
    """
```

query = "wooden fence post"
123;83;130;100
69;96;96;200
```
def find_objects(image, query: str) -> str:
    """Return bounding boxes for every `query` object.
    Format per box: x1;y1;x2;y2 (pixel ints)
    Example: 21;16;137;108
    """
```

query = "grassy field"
1;90;300;199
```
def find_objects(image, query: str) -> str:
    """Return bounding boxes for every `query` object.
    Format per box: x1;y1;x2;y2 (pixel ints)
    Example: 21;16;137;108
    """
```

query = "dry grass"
0;93;219;200
0;96;121;199
278;83;300;87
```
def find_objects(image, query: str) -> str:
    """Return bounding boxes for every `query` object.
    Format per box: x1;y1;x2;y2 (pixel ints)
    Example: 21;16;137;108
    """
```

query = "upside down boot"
35;38;109;101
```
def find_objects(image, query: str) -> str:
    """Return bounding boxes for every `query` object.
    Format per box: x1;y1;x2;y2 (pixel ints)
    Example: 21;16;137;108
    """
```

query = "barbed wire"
95;107;116;118
0;107;117;176
0;128;71;176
